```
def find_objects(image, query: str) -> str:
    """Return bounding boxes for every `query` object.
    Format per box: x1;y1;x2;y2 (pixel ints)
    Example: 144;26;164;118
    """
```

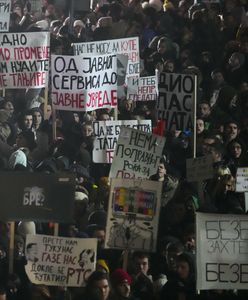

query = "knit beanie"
111;269;132;286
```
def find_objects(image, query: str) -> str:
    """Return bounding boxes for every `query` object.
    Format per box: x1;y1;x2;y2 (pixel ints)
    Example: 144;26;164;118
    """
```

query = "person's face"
27;244;38;261
116;280;131;298
46;105;52;119
230;142;242;158
94;279;110;300
124;100;132;111
4;101;14;115
224;180;234;193
225;123;239;140
164;62;174;73
73;113;80;123
209;148;221;162
199;103;211;118
229;54;240;68
16;134;27;148
176;261;190;280
158;163;166;178
212;72;224;86
166;250;181;272
82;124;93;137
99;114;110;121
135;257;149;275
196;119;204;134
23;115;33;129
33;111;42;128
157;41;167;54
13;6;23;17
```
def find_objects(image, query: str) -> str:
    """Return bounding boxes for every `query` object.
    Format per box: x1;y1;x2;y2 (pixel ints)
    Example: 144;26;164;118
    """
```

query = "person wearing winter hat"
110;269;137;300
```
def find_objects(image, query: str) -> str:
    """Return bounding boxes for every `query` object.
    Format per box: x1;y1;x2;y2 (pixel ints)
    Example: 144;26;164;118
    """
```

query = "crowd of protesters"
0;0;248;299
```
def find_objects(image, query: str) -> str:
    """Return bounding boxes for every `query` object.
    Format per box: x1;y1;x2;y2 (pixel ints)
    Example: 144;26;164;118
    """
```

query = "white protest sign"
186;155;213;182
0;0;10;32
0;32;50;89
93;120;152;163
110;127;165;179
25;234;97;287
73;37;139;77
196;212;248;290
158;72;194;131
105;178;162;252
51;54;117;112
127;75;158;101
236;167;248;192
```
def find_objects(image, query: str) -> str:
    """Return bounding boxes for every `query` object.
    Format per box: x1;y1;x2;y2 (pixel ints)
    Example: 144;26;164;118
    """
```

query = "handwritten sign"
105;178;162;251
0;0;10;32
127;75;158;101
186;155;213;182
158;72;194;131
93;120;152;163
236;168;248;192
51;54;117;112
73;37;139;77
0;32;50;89
25;234;97;287
196;212;248;290
109;127;165;179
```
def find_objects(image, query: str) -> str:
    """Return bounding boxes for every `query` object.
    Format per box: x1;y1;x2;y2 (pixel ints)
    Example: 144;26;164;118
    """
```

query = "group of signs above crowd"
0;29;194;131
1;3;248;291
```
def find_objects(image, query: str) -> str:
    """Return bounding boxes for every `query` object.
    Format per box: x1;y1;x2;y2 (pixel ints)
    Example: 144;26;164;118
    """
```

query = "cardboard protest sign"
25;234;97;287
105;178;162;252
196;212;248;290
0;32;50;89
186;155;213;182
236;167;248;192
0;172;75;222
127;75;158;101
93;120;152;163
51;54;117;112
109;127;165;179
73;37;139;77
158;72;195;131
0;0;10;32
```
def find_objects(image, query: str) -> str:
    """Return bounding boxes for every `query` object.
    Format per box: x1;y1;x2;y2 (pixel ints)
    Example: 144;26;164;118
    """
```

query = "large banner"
186;155;213;182
93;120;152;163
127;75;158;101
109;127;165;179
158;72;195;131
196;213;248;290
236;167;248;192
0;0;10;32
105;178;162;252
0;32;50;89
0;172;75;222
25;234;97;287
73;37;139;77
51;54;117;111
